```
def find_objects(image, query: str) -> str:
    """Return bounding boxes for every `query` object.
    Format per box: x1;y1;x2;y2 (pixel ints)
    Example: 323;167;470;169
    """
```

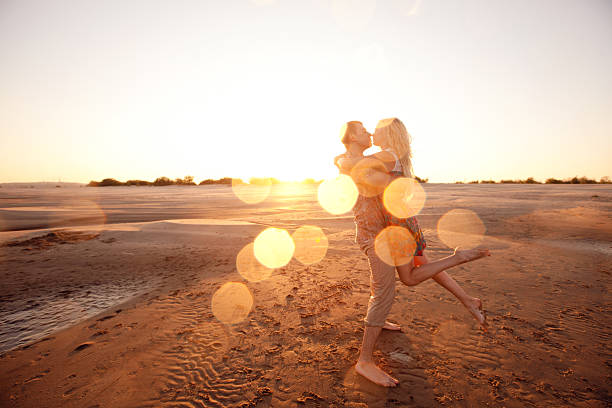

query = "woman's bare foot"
383;321;401;331
453;248;490;265
463;297;488;331
355;360;399;387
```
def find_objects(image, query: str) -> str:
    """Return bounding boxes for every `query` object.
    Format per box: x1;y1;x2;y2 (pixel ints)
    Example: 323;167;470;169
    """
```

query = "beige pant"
353;196;397;327
363;247;397;327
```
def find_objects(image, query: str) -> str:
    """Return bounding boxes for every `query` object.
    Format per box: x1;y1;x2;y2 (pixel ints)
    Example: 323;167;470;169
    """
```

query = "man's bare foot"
383;321;401;331
464;297;488;331
453;248;490;264
355;360;399;387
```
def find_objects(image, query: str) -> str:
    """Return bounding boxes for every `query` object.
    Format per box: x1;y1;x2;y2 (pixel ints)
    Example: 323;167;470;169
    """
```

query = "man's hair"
340;121;363;146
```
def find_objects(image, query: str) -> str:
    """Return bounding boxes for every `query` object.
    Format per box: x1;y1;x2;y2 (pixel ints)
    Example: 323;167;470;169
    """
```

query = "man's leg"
355;249;398;387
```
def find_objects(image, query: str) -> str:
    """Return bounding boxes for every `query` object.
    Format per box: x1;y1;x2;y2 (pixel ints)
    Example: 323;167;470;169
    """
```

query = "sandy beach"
0;183;610;407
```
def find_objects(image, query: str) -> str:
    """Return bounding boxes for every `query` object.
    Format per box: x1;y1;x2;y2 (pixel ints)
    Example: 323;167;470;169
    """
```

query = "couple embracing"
335;118;490;387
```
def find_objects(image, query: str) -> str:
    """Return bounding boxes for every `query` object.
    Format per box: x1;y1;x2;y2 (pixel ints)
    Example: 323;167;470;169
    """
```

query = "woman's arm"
366;150;396;172
336;155;362;173
336;151;395;172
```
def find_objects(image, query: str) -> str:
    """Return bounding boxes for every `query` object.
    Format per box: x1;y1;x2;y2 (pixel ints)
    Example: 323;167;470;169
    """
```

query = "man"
336;121;402;387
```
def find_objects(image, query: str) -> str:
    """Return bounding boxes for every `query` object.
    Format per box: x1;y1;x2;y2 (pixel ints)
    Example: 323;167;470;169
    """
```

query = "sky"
0;0;611;183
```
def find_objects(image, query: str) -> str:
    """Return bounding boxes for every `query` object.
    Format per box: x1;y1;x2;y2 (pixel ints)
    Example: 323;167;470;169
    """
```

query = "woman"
371;118;489;325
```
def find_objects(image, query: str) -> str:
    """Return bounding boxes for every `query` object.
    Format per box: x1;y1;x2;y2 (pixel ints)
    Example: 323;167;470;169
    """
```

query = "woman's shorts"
382;212;427;257
382;171;427;257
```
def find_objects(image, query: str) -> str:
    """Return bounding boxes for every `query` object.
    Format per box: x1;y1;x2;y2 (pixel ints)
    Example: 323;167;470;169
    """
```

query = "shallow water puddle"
0;281;151;353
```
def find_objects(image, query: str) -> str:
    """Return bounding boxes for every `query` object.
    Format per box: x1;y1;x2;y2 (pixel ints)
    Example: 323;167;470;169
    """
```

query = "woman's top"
349;149;426;255
381;148;427;256
384;148;403;174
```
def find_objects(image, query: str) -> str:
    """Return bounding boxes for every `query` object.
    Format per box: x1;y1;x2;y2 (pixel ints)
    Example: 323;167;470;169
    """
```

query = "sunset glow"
1;1;610;183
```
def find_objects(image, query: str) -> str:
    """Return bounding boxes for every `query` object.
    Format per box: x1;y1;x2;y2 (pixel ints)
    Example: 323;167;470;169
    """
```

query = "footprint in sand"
24;369;50;384
70;342;93;355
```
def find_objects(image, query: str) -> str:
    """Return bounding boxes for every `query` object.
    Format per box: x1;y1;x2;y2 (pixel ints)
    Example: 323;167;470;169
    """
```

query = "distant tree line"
455;176;610;184
88;176;197;187
86;176;325;187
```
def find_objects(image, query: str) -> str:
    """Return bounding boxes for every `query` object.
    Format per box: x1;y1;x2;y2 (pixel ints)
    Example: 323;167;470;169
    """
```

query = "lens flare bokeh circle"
350;157;391;198
291;225;329;265
382;177;426;218
374;226;416;267
231;178;272;204
437;209;486;249
253;227;295;269
211;282;254;325
317;174;358;215
236;242;274;282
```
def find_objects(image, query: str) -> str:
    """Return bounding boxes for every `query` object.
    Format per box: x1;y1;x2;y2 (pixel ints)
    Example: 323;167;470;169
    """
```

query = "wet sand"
0;183;610;407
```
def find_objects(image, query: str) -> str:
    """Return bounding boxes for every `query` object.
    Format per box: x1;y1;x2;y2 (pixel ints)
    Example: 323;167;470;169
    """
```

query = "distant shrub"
415;176;428;183
454;181;464;184
174;175;196;185
153;177;173;186
199;177;234;185
469;180;479;184
600;176;611;184
88;178;123;187
125;180;152;186
545;178;564;184
495;177;540;184
577;177;596;184
544;176;599;184
480;180;496;184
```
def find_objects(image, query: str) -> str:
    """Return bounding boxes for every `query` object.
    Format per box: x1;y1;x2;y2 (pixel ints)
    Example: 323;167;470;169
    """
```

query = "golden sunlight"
236;242;274;282
231;178;272;204
211;282;254;325
382;177;426;218
374;226;416;267
350;157;391;198
317;174;359;215
437;209;486;249
253;227;295;269
291;225;329;265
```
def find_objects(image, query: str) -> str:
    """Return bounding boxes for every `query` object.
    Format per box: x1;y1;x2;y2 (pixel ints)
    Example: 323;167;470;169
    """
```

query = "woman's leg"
416;254;487;329
396;247;489;287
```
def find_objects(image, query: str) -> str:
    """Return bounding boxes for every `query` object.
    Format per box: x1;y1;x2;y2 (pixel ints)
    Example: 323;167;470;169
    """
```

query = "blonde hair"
376;117;413;177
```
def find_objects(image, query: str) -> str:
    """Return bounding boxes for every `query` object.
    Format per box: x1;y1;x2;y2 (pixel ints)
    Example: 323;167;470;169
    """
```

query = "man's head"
340;121;371;150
